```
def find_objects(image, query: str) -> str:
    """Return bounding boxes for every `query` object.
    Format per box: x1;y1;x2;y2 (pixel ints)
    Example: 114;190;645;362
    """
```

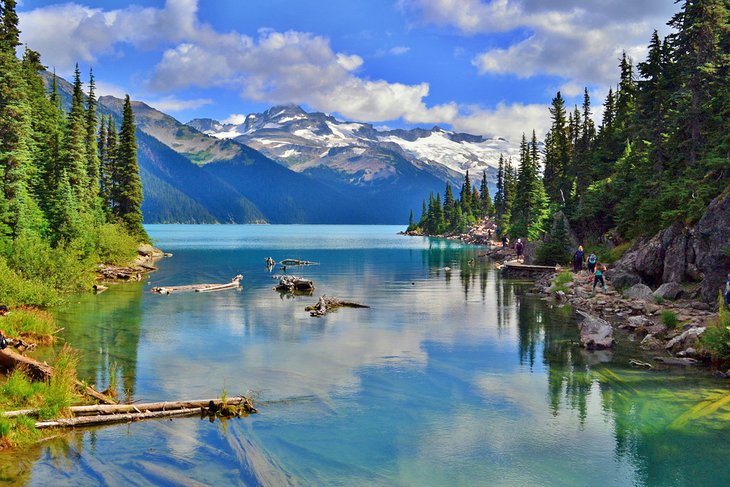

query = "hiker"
592;264;607;294
487;229;492;241
724;273;730;308
0;330;6;350
587;252;597;274
515;238;524;263
573;246;584;273
0;305;7;316
502;235;508;248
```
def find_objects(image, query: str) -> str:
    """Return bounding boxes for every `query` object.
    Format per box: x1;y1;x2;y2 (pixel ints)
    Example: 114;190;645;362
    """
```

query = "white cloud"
389;46;411;56
400;0;677;87
222;114;248;125
452;102;551;144
145;95;213;112
94;80;129;99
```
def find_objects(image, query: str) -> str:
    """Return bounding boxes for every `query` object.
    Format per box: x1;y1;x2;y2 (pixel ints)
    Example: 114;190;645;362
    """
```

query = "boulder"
605;270;642;290
653;282;684;301
612;191;730;303
623;284;655;301
665;326;706;353
640;334;664;351
577;312;615;350
626;316;650;329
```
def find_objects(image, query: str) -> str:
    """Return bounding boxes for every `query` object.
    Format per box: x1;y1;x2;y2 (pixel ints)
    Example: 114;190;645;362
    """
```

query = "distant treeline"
411;0;729;262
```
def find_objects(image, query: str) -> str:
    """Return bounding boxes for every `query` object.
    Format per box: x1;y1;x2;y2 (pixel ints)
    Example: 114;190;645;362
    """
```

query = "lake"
4;225;730;486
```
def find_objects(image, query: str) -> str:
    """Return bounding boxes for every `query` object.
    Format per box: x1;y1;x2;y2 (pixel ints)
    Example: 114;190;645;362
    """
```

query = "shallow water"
5;225;730;486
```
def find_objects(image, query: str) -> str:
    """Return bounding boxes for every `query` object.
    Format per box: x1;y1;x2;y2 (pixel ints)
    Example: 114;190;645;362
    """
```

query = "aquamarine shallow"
10;225;730;486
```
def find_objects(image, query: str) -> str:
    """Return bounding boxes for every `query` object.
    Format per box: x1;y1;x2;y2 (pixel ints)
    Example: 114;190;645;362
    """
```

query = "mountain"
188;104;511;190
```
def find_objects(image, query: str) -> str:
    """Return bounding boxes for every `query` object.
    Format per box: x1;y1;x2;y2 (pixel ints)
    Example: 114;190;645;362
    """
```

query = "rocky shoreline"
402;220;725;375
95;244;169;287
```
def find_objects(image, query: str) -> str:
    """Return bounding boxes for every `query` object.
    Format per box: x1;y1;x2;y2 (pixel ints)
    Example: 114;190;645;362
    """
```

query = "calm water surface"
4;225;730;486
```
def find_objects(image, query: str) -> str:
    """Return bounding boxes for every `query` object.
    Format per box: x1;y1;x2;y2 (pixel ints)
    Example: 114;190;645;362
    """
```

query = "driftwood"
26;397;257;429
0;348;116;404
4;396;256;420
279;259;318;267
273;275;314;292
305;295;369;317
152;275;243;294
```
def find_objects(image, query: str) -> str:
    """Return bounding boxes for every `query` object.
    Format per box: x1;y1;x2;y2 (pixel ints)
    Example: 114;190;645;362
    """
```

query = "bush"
702;296;730;360
37;345;80;420
2;308;57;342
0;256;61;307
661;310;679;329
551;270;573;294
95;223;139;265
606;241;632;263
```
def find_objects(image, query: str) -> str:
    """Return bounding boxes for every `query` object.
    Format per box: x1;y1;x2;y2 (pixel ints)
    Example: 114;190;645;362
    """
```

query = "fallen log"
34;407;201;429
305;295;369;317
152;274;242;294
3;396;256;419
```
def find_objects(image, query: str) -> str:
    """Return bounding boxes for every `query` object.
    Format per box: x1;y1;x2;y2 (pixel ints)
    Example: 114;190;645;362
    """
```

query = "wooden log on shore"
305;295;369;317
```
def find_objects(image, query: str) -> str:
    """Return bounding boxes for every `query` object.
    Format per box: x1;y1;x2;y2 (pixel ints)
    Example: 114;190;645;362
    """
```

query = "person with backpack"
587;252;597;274
573;246;584;273
515;238;524;263
592;264;607;295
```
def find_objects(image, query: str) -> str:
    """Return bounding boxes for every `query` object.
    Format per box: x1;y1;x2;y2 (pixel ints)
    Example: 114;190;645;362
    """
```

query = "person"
573;246;584;273
515;238;524;263
587;252;597;274
487;229;492;241
0;305;7;316
724;273;730;308
593;264;607;295
0;330;6;350
502;235;508;248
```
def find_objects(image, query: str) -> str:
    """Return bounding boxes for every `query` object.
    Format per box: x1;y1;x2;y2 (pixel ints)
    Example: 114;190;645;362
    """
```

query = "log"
273;275;315;292
305;295;369;317
34;407;201;429
3;396;255;419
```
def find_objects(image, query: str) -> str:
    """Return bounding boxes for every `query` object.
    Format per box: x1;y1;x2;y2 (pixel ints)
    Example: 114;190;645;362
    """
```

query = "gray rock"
645;323;668;336
653;356;698;366
605;270;641;290
626;316;650;329
665;326;706;353
578;312;615;350
640;334;664;351
653;282;684;300
691;302;711;311
624;284;655;301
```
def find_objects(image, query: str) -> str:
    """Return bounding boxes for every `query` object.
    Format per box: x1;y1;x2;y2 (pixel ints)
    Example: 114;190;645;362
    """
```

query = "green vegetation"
550;271;574;294
408;170;493;235
661;310;679;329
0;308;56;342
701;296;730;360
407;2;728;267
0;346;80;447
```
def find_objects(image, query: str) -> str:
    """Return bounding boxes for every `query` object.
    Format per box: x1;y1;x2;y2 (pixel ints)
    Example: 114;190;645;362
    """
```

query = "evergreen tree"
479;170;492;217
114;95;146;238
443;181;455;225
494;154;505;219
85;68;100;206
543;92;570;206
459;170;472;215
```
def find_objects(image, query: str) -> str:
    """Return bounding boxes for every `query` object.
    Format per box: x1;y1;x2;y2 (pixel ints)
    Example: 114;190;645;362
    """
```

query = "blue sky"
17;0;677;142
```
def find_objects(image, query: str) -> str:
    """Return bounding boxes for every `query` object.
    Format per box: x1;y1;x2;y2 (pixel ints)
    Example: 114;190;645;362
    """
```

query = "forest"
0;0;145;306
410;0;729;265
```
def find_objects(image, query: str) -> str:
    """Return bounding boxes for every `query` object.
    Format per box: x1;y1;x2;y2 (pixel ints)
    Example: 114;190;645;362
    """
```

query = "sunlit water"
4;225;730;486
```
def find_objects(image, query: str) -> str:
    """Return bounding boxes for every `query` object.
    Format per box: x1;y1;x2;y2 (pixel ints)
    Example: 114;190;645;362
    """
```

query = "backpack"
516;242;524;252
588;254;597;264
0;335;7;350
725;278;730;294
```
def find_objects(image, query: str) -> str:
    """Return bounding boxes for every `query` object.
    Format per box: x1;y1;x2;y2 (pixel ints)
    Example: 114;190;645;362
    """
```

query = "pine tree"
479;170;492;217
543;92;570;206
85;68;101;205
114;95;146;238
459;170;472;215
443;181;455;226
60;64;91;207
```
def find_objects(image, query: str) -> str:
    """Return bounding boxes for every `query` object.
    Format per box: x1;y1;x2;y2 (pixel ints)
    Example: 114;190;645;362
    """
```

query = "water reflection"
17;226;730;486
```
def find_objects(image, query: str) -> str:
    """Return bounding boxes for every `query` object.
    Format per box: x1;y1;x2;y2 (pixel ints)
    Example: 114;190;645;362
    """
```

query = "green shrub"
654;295;665;305
702;296;730;360
606;241;632;263
0;256;61;307
38;345;79;420
661;310;679;329
550;270;573;294
2;308;56;340
95;223;139;265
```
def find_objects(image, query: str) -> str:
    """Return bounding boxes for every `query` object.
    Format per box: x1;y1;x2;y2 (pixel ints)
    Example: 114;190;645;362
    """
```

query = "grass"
0;346;81;448
1;308;57;344
661;310;679;329
551;270;574;294
702;295;730;360
605;241;632;263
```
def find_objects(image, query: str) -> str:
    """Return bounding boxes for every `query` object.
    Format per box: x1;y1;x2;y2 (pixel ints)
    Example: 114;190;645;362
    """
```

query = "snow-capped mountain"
188;105;515;187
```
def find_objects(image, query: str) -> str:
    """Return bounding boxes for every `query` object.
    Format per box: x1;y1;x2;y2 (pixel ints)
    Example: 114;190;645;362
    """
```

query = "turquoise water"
8;225;730;486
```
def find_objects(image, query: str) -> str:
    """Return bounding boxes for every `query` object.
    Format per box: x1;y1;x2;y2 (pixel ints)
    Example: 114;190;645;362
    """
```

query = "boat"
152;275;243;295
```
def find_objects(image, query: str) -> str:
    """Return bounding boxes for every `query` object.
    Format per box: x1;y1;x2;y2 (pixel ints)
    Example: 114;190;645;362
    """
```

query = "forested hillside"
414;0;729;262
0;0;144;305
